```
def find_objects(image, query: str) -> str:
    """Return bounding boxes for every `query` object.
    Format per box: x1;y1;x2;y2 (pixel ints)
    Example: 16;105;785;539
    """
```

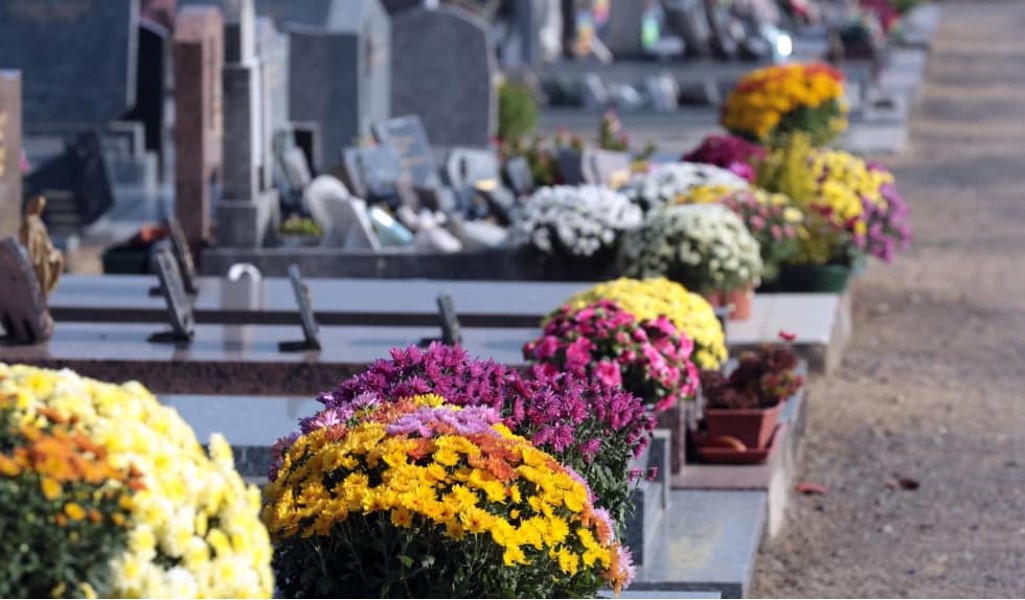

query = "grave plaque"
444;148;500;190
339;145;406;202
584;149;633;188
174;6;224;251
504;156;535;197
391;6;497;147
279;264;321;352
167;217;199;294
0;0;138;125
0;237;53;344
372;115;440;188
0;72;22;238
419;292;462;346
288;1;391;173
149;245;195;343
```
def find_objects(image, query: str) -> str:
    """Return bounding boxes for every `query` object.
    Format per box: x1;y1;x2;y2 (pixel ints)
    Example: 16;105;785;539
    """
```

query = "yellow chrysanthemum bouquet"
722;62;849;146
757;134;871;266
0;365;273;599
561;277;727;370
264;393;634;598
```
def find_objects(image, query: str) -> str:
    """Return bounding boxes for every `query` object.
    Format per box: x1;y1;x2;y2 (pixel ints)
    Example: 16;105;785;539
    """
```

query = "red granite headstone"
173;6;223;254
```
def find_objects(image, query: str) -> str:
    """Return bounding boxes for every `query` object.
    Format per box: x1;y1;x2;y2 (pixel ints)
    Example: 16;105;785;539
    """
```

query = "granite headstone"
217;0;281;249
24;131;115;234
288;0;391;173
173;6;224;251
123;20;170;179
0;0;139;125
0;72;21;238
391;6;497;148
0;237;53;343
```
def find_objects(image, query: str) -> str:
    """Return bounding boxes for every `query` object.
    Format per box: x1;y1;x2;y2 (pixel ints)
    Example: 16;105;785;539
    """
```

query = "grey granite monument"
391;6;497;148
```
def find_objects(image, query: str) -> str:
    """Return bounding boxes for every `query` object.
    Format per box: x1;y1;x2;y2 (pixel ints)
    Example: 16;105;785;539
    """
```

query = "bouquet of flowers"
722;62;848;145
266;393;635;598
674;185;804;282
525;300;700;415
561;278;727;370
862;162;912;262
0;365;273;599
620;162;750;212
620;204;764;296
757;134;867;265
512;185;642;259
700;344;803;410
682;134;767;183
314;343;656;535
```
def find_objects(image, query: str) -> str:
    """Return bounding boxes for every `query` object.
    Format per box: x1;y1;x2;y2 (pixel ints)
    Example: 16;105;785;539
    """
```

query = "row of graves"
0;0;937;598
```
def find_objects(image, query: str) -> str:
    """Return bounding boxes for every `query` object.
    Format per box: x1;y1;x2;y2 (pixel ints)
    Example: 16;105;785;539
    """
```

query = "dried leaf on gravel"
795;481;829;496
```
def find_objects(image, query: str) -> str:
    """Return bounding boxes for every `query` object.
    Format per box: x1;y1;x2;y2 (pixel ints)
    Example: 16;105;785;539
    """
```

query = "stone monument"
173;6;224;253
0;72;21;238
216;0;280;249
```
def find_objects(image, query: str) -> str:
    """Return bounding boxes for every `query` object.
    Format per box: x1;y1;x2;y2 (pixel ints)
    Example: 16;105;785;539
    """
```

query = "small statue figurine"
18;196;64;299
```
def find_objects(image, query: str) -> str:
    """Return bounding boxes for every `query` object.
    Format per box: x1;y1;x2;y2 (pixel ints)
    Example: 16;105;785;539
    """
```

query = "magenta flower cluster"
523;300;700;415
315;342;656;529
683;134;767;183
321;343;528;420
863;162;912;263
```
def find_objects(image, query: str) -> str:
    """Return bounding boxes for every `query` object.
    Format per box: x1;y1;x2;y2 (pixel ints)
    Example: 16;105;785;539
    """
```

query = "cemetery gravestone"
604;0;647;59
0;237;54;343
340;145;409;207
0;72;21;238
124;20;171;180
504;156;535;197
173;6;224;252
288;0;391;173
0;0;139;125
372;115;440;188
391;6;498;148
217;0;281;249
584;149;633;188
257;17;290;191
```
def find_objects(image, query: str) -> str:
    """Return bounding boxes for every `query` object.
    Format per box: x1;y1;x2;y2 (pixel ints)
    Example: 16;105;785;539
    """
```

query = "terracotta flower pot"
703;402;783;450
703;287;754;321
727;287;753;321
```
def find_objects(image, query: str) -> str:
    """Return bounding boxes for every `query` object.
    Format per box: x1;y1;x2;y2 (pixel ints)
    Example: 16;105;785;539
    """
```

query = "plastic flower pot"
758;263;852;293
703;401;783;450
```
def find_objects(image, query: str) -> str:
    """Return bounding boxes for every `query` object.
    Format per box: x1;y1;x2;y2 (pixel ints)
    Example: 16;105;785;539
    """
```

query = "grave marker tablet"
278;264;321;352
148;244;196;343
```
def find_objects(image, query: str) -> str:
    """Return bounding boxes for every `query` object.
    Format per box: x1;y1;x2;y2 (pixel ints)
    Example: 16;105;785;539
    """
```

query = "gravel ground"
751;1;1025;597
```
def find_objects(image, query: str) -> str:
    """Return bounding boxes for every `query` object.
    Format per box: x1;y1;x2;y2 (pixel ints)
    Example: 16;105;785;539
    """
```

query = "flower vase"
703;402;783;450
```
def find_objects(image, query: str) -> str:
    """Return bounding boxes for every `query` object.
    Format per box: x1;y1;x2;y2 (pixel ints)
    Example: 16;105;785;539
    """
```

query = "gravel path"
751;1;1025;597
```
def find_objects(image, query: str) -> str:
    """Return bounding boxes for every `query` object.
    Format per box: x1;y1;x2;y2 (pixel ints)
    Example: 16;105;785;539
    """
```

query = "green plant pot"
757;263;852;293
